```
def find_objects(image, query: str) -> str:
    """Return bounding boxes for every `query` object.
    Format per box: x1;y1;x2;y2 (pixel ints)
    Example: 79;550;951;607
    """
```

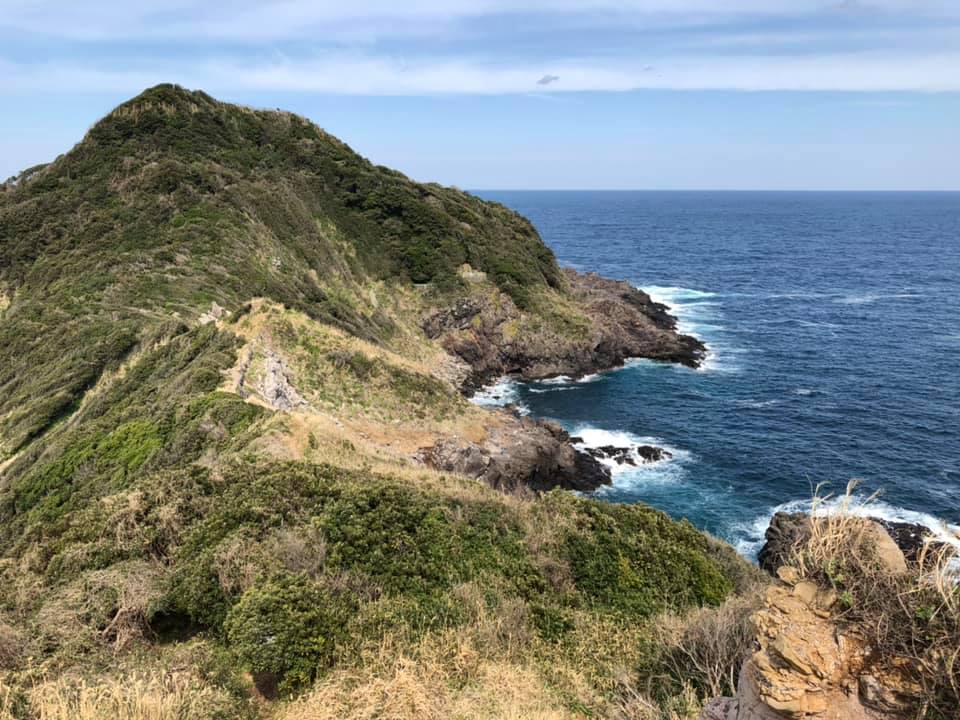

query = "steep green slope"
0;84;559;460
0;86;749;719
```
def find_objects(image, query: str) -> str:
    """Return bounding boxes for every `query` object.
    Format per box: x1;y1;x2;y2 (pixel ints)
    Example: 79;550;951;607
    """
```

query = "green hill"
0;85;747;720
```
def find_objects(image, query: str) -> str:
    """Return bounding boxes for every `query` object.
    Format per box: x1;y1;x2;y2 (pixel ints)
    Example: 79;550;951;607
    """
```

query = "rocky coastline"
424;268;707;395
417;269;702;493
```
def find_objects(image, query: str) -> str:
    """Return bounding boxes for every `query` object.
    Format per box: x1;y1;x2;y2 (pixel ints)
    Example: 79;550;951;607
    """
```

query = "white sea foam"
792;388;814;396
833;292;921;306
733;494;960;561
540;375;573;385
735;398;780;409
567;425;690;490
641;285;743;374
469;377;530;415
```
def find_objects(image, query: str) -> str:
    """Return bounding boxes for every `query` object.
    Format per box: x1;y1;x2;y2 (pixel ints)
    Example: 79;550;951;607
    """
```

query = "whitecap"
792;388;814;396
470;377;530;415
833;292;921;306
734;398;780;409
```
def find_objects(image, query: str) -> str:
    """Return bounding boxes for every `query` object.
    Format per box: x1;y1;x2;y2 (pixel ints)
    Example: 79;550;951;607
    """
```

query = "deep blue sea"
475;191;960;556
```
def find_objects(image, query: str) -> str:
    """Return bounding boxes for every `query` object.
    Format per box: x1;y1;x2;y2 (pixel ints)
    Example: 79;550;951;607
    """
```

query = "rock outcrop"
758;512;939;575
704;519;925;720
576;443;673;466
416;415;612;492
424;269;706;392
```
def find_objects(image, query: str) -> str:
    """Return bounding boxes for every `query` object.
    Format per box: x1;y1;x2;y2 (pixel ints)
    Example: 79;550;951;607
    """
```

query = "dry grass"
612;681;702;720
644;592;761;700
272;581;626;720
0;671;237;720
787;482;960;717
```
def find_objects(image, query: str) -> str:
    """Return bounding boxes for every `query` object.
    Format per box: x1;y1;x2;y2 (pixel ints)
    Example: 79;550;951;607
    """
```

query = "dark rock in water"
637;445;673;463
569;436;584;444
580;444;672;466
757;511;948;574
757;512;811;574
415;414;612;493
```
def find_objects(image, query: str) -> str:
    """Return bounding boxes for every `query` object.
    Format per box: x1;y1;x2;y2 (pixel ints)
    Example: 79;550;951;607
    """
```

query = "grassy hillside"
0;85;754;719
0;83;563;461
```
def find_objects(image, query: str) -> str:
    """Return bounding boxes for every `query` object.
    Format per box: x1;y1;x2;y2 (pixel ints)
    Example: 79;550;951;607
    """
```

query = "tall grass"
0;673;236;720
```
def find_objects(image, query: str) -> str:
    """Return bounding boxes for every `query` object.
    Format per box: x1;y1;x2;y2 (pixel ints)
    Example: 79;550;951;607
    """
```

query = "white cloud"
1;1;958;94
3;1;959;41
1;50;959;94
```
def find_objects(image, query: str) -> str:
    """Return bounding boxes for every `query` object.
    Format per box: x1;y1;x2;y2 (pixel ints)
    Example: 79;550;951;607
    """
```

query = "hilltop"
0;85;740;719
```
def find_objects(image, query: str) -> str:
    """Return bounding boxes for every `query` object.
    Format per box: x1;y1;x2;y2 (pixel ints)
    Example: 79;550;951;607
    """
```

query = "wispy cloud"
1;1;958;94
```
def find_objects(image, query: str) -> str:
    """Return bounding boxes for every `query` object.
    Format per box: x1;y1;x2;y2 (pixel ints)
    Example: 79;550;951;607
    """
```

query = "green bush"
564;499;733;616
316;483;543;599
224;574;351;695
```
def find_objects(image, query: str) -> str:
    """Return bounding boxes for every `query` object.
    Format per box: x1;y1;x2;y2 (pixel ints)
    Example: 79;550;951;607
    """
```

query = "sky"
1;1;958;189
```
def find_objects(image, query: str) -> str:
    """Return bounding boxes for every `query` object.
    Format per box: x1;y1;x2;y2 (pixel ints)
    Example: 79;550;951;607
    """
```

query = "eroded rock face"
416;415;612;493
258;349;309;412
423;269;706;392
702;521;922;720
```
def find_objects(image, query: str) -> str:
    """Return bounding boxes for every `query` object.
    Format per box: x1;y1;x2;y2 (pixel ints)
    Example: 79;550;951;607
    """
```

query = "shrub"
224;574;352;696
564;500;733;617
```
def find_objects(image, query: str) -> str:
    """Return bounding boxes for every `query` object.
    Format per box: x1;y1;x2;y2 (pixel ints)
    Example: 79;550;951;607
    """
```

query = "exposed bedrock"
416;415;612;493
703;518;928;720
423;268;706;393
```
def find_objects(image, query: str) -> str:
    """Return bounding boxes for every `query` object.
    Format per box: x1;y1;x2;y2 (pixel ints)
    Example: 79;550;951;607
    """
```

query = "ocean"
474;191;960;556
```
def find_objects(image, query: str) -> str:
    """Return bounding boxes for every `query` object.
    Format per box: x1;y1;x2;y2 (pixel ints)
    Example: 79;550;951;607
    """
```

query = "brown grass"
269;580;657;720
273;583;590;720
0;671;237;720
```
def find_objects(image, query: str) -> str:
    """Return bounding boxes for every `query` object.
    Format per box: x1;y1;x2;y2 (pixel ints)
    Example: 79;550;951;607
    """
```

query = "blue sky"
1;1;958;189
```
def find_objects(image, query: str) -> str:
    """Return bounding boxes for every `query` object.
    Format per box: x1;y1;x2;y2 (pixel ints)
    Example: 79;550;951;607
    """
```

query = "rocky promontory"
424;268;706;393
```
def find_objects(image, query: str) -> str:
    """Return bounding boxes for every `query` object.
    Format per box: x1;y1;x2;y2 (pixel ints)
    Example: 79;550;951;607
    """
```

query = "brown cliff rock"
701;522;924;720
423;268;706;392
415;414;612;492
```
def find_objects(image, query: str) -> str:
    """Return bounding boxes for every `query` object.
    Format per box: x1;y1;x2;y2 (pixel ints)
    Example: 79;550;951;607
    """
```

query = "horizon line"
469;188;960;193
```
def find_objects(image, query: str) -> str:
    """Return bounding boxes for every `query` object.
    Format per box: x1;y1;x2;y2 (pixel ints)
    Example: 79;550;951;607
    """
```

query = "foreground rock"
424;269;706;392
416;416;611;492
703;520;923;720
758;511;943;574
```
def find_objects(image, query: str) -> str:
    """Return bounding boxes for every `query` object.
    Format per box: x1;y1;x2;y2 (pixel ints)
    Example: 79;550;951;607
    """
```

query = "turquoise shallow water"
475;191;960;555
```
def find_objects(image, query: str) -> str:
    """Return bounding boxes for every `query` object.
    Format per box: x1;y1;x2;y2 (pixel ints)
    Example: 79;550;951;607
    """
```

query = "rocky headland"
424;268;706;393
416;268;701;492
